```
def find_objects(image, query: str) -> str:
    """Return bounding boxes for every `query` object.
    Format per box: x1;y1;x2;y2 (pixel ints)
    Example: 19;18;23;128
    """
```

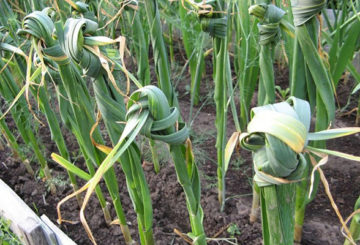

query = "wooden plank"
0;178;45;244
41;215;77;245
0;178;76;245
18;217;50;245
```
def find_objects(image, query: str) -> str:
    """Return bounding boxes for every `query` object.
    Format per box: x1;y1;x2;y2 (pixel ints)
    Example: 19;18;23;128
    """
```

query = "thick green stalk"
258;45;275;105
57;31;129;236
143;0;179;108
236;96;360;245
226;3;240;132
249;183;260;223
149;139;160;173
294;161;309;240
250;3;285;105
213;36;228;210
292;36;311;244
289;1;335;241
170;145;206;245
158;95;206;243
261;184;296;245
290;36;307;101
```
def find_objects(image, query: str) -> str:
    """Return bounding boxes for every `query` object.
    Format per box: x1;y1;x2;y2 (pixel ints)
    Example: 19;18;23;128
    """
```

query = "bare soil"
1;62;360;245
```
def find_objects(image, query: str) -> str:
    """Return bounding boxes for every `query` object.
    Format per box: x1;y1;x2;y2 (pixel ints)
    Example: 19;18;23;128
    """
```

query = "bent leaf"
224;131;240;172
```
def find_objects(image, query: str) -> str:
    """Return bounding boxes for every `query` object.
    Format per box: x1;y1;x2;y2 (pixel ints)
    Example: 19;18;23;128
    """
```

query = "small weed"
49;174;69;188
231;157;245;170
70;148;84;162
37;169;69;193
190;129;217;166
201;173;217;189
37;168;45;179
0;217;22;245
275;85;290;101
199;80;215;106
227;223;241;238
32;202;39;215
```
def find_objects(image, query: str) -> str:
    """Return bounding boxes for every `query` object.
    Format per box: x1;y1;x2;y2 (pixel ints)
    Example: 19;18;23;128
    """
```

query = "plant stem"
261;184;296;245
250;183;260;223
144;0;179;108
344;219;360;245
149;139;160;173
170;145;206;245
168;23;174;66
213;37;228;210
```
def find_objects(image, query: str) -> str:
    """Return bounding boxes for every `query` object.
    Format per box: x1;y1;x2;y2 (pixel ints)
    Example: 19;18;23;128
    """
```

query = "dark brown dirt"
1;61;360;245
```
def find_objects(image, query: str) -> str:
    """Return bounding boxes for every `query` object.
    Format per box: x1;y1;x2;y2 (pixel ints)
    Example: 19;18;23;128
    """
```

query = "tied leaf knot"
240;97;310;186
126;85;189;145
249;4;285;45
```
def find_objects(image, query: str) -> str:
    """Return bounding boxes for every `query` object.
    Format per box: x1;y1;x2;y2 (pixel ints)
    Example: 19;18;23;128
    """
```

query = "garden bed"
1;65;360;244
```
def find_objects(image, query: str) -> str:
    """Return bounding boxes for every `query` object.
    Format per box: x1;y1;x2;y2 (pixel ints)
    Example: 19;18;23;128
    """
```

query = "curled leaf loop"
126;85;189;145
18;10;70;65
61;18;102;77
249;4;285;45
240;97;309;187
291;0;326;26
200;17;227;38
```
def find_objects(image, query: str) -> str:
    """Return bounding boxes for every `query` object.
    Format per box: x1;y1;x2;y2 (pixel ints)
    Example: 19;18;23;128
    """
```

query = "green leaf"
51;153;91;181
306;145;360;162
247;110;307;153
296;25;335;121
307;128;360;141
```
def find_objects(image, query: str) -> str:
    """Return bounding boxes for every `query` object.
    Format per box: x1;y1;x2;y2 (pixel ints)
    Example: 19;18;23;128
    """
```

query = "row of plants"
0;0;360;244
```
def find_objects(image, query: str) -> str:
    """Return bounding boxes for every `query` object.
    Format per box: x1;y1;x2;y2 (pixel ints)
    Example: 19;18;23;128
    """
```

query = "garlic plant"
227;96;360;244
